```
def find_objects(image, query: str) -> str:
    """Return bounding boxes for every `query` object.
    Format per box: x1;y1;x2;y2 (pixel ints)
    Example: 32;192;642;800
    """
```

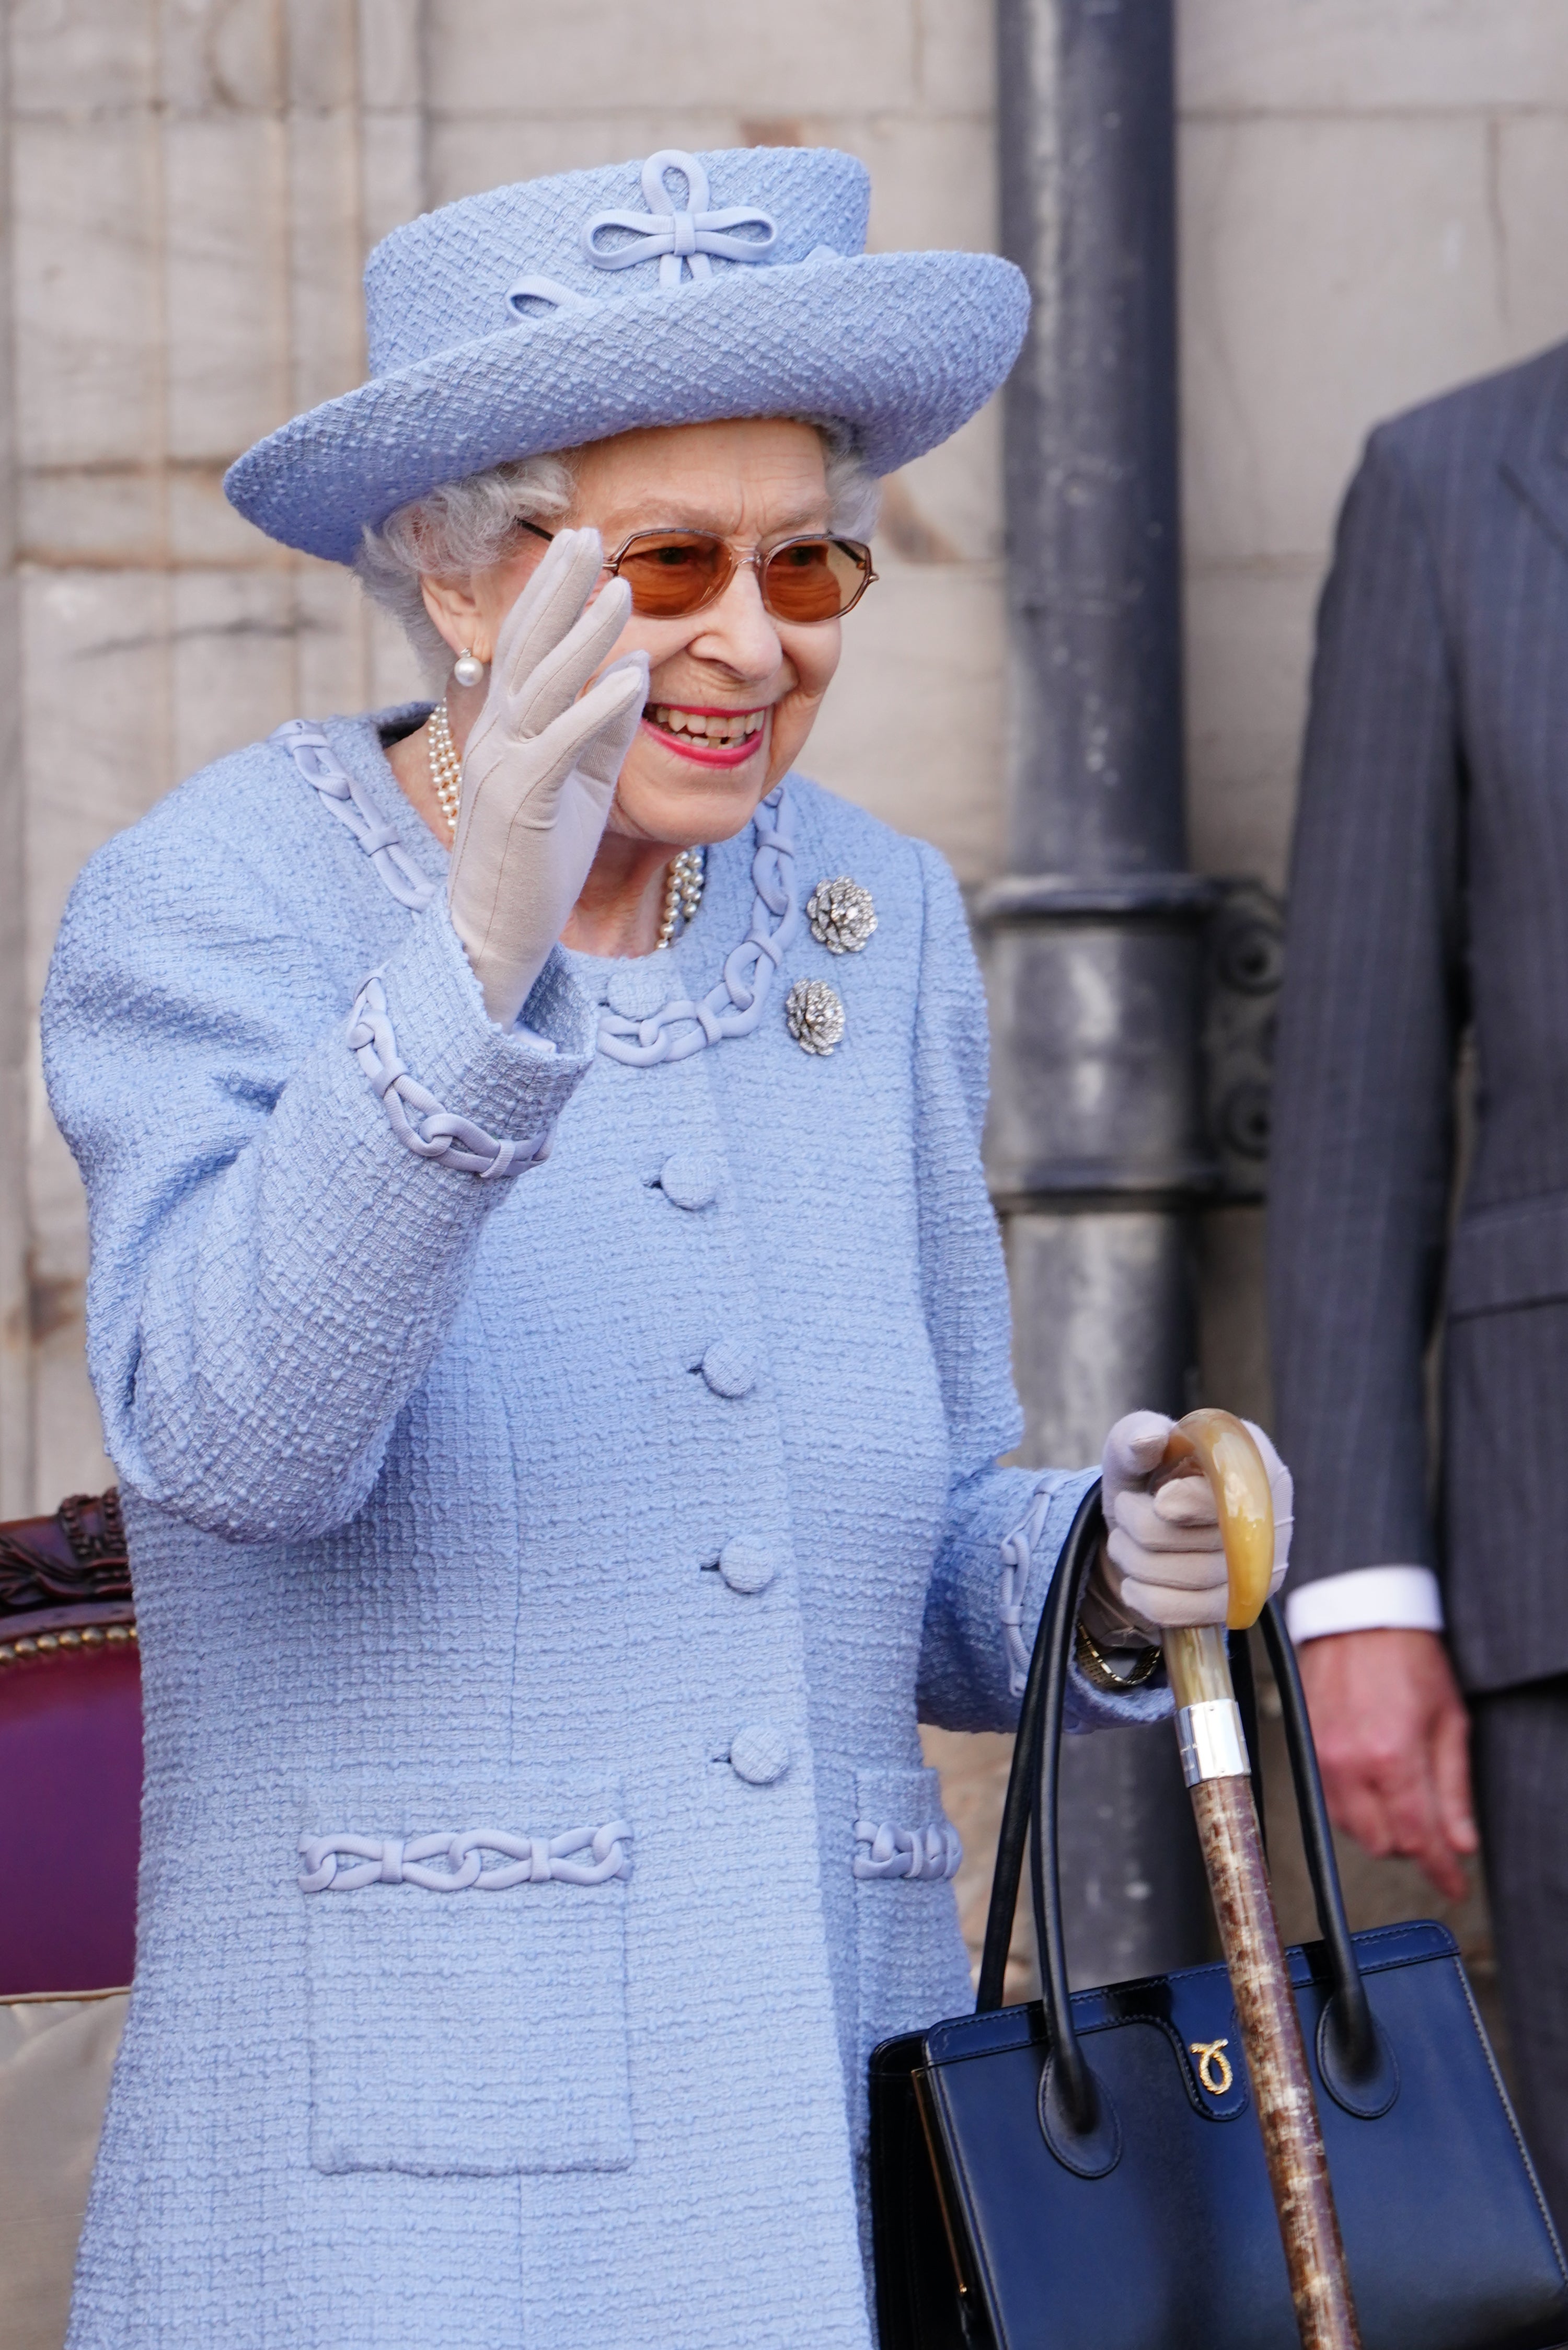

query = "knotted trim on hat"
508;147;784;319
584;148;777;285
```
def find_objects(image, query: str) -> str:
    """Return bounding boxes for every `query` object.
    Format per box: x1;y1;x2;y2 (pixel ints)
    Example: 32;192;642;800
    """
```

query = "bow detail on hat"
582;148;777;287
507;274;595;318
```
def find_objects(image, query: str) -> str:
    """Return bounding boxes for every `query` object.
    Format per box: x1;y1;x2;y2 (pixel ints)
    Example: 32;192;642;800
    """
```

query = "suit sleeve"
42;808;594;1545
1269;429;1465;1594
907;840;1172;1732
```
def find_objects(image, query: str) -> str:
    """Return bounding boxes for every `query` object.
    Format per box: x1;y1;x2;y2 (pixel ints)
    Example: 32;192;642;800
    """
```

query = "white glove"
446;527;649;1029
1093;1410;1294;1637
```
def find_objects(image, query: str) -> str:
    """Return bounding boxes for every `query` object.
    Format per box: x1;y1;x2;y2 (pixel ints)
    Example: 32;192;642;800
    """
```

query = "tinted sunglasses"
516;517;877;625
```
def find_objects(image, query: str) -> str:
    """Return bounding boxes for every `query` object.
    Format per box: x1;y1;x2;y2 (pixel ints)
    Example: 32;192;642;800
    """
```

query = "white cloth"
1096;1409;1293;1635
1285;1563;1445;1643
446;528;649;1030
0;1992;128;2350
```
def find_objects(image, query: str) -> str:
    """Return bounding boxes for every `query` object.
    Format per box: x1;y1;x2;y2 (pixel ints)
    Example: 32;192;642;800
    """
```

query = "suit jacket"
1271;338;1568;1695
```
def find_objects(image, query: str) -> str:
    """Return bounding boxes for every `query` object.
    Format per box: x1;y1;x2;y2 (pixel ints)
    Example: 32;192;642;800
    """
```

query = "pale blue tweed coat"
43;711;1161;2350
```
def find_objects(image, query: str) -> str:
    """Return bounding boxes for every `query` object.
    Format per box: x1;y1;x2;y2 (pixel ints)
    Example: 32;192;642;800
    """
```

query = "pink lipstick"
641;700;769;770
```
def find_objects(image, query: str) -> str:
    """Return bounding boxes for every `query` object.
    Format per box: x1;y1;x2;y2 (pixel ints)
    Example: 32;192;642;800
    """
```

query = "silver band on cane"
1175;1698;1251;1787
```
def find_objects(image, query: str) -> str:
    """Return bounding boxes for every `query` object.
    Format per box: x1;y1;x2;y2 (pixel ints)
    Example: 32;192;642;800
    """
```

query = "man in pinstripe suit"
1270;339;1568;2219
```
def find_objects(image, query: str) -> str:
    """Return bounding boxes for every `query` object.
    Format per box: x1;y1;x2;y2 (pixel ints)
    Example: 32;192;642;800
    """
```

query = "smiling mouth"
643;701;768;747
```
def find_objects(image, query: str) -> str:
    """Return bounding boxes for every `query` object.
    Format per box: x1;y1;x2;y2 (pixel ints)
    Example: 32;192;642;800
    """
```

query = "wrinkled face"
465;418;845;848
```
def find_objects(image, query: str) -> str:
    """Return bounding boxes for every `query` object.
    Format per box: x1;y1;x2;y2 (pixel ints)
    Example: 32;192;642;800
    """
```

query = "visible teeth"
645;705;766;746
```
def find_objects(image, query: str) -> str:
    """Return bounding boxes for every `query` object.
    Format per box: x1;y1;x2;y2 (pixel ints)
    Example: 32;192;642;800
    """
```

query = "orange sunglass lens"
763;539;868;623
616;534;733;618
612;533;870;622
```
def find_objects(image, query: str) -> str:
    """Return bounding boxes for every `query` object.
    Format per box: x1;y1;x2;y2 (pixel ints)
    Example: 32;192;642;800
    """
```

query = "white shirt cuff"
1285;1565;1445;1643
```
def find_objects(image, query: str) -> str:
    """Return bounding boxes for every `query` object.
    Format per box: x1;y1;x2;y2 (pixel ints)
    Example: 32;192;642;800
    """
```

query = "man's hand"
1297;1628;1478;1902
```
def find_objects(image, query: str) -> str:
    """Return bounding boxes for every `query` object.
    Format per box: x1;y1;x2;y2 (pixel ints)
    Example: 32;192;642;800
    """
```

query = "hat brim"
223;250;1029;565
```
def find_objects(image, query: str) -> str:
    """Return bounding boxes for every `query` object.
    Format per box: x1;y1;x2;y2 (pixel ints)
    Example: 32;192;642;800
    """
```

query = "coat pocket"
1448;1189;1568;1317
852;1765;970;2090
298;1766;633;2178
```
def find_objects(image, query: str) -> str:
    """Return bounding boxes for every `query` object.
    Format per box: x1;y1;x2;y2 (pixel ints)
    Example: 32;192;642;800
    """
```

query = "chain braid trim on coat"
274;717;799;1071
271;719;438;912
999;1479;1056;1699
298;1822;633;1893
347;973;549;1179
596;784;800;1065
852;1818;963;1881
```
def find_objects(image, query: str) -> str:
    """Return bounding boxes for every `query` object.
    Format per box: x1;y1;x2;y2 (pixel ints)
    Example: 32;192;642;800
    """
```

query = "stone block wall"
1182;0;1568;895
6;0;433;1509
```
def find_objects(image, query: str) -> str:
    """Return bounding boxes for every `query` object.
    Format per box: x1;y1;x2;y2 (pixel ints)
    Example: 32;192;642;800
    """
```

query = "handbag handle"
975;1480;1381;2106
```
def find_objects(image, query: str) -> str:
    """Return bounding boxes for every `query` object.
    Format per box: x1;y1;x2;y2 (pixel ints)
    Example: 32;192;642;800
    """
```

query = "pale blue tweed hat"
224;145;1030;565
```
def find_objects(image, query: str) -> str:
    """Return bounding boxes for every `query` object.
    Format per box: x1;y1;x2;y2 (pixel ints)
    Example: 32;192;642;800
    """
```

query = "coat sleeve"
1268;428;1465;1593
42;794;594;1544
907;840;1172;1733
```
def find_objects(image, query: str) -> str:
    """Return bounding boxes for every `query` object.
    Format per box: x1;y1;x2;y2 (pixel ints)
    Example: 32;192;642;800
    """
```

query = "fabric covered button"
605;959;674;1020
660;1151;719;1211
729;1723;791;1785
719;1538;776;1595
701;1340;756;1398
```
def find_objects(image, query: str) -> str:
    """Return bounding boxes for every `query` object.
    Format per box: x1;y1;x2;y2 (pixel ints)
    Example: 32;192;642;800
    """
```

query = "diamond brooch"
806;876;877;955
790;875;869;1052
786;978;846;1057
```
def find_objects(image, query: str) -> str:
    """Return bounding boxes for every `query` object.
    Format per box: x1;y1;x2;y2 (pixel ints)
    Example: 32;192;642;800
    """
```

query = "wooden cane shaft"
1159;1428;1360;2346
1192;1773;1361;2350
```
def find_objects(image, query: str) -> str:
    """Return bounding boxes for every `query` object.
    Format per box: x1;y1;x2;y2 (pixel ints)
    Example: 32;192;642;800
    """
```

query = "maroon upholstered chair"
0;1493;141;1996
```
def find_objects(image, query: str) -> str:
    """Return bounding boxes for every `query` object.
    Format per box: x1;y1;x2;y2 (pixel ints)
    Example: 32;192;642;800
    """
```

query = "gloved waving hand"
1091;1410;1293;1639
446;527;649;1030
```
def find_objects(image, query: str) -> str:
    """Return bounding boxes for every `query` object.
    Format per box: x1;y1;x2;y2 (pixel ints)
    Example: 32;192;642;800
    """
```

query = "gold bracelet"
1074;1618;1162;1693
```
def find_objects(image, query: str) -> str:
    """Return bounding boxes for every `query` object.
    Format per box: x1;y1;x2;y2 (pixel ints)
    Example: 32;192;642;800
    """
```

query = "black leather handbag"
870;1484;1568;2350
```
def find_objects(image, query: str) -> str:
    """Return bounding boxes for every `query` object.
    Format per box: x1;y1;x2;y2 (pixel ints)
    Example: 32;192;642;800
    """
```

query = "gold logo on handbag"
1190;2038;1234;2096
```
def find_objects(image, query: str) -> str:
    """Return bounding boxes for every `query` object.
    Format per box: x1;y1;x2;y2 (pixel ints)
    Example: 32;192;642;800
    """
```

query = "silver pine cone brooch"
786;977;845;1057
807;876;877;954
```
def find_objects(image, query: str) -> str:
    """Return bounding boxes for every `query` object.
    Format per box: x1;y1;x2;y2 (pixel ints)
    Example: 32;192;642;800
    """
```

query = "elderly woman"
43;148;1289;2350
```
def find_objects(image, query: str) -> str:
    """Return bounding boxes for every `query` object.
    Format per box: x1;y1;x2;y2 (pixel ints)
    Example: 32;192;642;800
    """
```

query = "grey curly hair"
355;420;880;677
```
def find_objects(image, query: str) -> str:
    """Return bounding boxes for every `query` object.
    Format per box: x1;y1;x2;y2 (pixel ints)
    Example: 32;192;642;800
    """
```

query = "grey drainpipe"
983;0;1212;1985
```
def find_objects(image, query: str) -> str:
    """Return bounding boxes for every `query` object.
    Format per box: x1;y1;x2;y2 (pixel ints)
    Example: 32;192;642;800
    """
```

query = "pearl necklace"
428;695;705;946
658;846;706;948
425;697;463;835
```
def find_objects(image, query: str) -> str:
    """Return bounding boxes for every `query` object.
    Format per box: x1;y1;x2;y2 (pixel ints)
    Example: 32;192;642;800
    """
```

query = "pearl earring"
453;648;486;688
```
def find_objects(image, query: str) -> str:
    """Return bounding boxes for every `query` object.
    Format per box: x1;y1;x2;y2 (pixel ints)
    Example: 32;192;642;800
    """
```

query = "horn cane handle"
1160;1410;1362;2350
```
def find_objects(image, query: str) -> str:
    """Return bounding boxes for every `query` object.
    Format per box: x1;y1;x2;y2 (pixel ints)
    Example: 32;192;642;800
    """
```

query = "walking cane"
1159;1409;1361;2350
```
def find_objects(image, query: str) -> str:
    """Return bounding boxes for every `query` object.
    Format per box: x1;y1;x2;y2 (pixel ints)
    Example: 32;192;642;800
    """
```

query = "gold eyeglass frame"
514;516;879;623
